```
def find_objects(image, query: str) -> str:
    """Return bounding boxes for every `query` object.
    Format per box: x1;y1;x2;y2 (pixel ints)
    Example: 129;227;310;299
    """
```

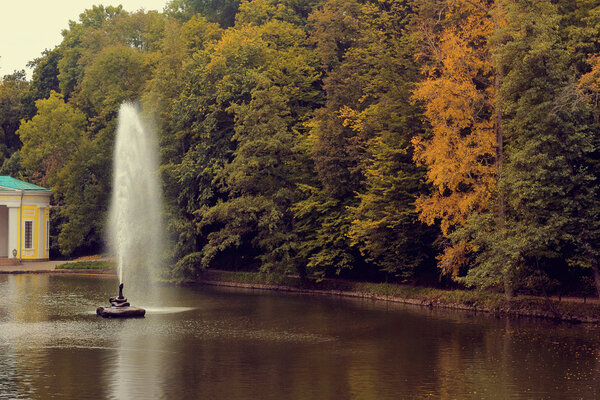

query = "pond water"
0;274;599;399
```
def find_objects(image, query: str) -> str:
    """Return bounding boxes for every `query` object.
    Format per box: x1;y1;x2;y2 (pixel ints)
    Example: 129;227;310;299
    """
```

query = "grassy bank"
195;270;600;324
55;261;116;270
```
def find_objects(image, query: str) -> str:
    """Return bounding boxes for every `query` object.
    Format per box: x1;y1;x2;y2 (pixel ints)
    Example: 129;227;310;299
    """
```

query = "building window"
46;220;49;250
24;220;33;250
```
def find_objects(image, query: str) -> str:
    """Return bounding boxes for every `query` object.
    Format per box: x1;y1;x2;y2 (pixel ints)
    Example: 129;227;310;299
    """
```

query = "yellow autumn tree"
579;54;600;119
412;0;499;275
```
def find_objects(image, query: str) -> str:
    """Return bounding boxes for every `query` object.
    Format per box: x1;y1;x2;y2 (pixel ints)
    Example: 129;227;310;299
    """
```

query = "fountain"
97;103;163;318
96;283;145;317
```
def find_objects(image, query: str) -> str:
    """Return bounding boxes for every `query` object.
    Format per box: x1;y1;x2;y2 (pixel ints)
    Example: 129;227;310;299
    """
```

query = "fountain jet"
97;103;164;318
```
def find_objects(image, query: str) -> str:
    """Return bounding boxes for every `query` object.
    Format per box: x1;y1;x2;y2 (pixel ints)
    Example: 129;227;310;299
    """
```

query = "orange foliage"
579;54;600;113
412;0;498;237
580;55;600;92
437;240;474;277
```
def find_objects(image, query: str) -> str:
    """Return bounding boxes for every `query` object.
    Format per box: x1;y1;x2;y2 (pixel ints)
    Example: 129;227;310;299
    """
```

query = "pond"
0;274;599;399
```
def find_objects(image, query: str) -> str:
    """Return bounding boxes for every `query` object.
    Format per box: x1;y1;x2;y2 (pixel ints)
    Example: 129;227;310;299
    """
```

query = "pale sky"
0;0;169;78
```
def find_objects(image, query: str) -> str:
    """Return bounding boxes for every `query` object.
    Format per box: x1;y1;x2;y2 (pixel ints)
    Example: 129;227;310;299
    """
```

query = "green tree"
167;24;271;270
16;91;112;256
165;0;241;27
345;0;436;279
16;92;85;186
77;45;150;121
23;48;62;118
53;139;111;255
57;5;127;99
236;0;322;26
0;71;29;158
0;152;24;177
166;2;323;279
455;0;600;297
293;0;365;279
143;15;223;162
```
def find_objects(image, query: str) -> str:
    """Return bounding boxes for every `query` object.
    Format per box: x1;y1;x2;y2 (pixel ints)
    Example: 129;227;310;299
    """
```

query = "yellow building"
0;176;51;261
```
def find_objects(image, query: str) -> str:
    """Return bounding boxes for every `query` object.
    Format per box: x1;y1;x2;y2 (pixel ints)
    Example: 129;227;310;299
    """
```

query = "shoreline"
2;265;599;324
193;270;600;324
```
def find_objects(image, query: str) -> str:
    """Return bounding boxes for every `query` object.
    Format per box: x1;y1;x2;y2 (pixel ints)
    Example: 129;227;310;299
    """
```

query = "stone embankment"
195;270;600;324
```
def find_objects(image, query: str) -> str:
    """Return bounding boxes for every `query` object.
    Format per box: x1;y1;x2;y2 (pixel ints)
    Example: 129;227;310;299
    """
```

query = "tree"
142;15;224;267
293;0;365;279
23;48;62;118
15;91;108;256
164;1;324;279
0;71;29;158
341;0;437;279
143;15;222;162
53;138;111;256
57;5;127;99
455;0;600;297
411;0;503;280
46;7;172;256
16;92;86;187
166;23;271;271
77;45;150;121
580;55;600;116
235;0;322;26
412;0;497;238
165;0;241;27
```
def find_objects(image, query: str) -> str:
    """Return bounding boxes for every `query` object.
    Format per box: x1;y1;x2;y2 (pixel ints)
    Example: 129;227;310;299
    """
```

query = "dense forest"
0;0;599;298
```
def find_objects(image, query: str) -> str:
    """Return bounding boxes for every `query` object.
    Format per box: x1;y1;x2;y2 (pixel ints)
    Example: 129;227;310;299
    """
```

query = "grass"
55;260;116;270
202;270;301;286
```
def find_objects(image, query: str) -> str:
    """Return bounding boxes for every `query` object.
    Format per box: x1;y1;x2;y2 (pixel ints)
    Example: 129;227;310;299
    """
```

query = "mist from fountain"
109;103;163;304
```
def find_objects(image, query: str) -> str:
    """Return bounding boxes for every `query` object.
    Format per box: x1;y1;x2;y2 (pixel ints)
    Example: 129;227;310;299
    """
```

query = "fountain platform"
97;283;145;318
96;305;145;318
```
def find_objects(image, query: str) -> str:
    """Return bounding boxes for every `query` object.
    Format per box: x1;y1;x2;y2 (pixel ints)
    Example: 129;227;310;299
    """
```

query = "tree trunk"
592;261;600;298
495;68;504;222
504;277;513;300
494;2;507;299
496;48;509;300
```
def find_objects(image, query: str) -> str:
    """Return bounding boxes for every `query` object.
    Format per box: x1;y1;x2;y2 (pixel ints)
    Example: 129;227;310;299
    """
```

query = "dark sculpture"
109;283;130;307
96;283;145;318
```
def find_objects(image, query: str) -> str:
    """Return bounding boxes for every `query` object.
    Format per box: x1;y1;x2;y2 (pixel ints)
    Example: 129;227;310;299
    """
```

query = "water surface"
0;274;599;399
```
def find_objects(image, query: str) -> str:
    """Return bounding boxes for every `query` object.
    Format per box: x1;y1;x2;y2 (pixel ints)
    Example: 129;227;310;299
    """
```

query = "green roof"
0;176;50;191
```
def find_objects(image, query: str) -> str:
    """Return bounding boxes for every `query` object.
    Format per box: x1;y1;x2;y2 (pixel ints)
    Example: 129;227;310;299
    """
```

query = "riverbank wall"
194;270;600;324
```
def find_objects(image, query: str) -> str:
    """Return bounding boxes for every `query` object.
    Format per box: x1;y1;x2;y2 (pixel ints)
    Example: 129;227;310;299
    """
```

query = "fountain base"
97;283;145;318
96;305;146;318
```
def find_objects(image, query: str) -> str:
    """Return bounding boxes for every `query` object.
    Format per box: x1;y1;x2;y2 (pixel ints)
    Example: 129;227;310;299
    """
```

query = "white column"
8;206;18;258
